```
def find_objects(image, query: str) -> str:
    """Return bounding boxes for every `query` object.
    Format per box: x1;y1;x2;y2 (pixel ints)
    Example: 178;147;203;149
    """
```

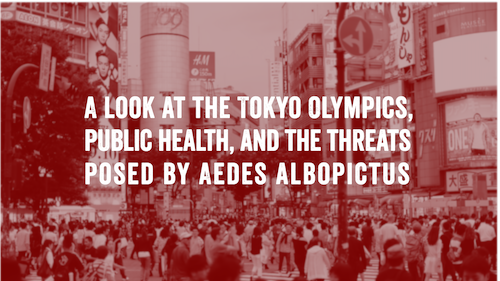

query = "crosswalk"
239;258;444;281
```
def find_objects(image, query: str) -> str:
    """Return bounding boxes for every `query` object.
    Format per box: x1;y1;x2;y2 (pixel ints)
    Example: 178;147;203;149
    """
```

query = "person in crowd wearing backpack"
440;221;457;281
53;234;85;281
406;221;426;281
38;240;55;281
424;224;443;281
376;239;412;281
85;245;115;281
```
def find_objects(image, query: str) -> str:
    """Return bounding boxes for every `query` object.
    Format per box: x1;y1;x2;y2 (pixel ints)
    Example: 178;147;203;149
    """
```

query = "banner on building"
445;96;497;165
88;3;119;100
322;13;337;89
396;3;415;68
189;51;216;80
87;3;121;190
270;61;283;97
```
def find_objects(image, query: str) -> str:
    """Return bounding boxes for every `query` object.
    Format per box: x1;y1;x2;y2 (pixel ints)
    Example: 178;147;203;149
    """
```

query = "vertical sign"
49;57;57;92
417;8;429;75
119;3;128;86
282;41;288;96
39;43;52;92
270;61;283;97
164;192;170;211
397;3;415;68
322;14;337;88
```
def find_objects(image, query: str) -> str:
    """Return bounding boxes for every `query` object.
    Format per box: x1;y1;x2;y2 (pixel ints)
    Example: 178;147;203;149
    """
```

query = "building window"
62;3;73;20
312;57;323;67
15;3;87;26
313;78;323;89
68;36;86;61
312;33;322;45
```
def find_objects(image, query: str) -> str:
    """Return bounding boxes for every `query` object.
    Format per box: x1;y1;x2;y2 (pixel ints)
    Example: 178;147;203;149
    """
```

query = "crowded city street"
1;2;497;281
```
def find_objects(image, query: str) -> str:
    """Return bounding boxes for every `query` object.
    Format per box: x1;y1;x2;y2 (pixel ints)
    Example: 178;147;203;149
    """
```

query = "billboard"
445;96;497;166
88;3;119;101
189;51;215;80
428;3;497;97
87;3;121;190
270;61;283;97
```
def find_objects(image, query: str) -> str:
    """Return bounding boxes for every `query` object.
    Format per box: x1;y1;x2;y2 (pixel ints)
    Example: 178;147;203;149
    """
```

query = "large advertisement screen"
445;96;497;166
434;32;497;97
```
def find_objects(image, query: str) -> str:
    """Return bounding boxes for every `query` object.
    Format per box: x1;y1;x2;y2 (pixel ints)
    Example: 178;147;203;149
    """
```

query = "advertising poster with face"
88;3;119;103
87;3;120;190
445;96;497;165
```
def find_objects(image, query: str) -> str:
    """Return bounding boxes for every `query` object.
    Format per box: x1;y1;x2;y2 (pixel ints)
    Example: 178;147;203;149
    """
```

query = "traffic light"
12;99;22;124
346;57;385;82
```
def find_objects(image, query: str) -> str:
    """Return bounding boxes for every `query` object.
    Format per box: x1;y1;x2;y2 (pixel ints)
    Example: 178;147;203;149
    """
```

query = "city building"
412;3;497;216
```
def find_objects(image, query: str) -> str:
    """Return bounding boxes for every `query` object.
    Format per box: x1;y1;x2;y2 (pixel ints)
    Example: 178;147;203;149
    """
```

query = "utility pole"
334;3;348;262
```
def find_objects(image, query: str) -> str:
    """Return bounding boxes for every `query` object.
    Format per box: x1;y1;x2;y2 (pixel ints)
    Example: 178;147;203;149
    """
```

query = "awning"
353;199;371;206
380;194;403;205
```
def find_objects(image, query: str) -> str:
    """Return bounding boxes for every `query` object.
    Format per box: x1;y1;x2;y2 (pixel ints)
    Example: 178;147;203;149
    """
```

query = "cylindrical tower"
140;3;190;136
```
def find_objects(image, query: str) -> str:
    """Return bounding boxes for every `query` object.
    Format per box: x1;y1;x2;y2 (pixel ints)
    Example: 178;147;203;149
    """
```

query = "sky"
127;2;284;97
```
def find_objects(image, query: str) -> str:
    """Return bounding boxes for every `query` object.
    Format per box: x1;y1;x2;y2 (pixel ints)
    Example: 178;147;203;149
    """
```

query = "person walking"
424;224;443;281
135;227;154;281
38;240;55;281
440;221;457;281
406;222;426;281
261;225;273;269
171;232;192;281
249;226;263;279
304;238;331;281
276;223;294;274
362;219;374;253
293;226;308;277
347;227;367;281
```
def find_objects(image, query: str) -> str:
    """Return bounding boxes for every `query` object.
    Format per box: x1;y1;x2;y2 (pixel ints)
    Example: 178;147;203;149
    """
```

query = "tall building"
140;3;191;136
412;3;497;216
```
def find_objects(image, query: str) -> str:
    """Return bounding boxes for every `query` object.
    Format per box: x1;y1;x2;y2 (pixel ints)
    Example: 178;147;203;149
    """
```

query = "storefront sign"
397;3;415;68
446;169;496;192
362;186;388;194
189;51;215;80
15;11;89;37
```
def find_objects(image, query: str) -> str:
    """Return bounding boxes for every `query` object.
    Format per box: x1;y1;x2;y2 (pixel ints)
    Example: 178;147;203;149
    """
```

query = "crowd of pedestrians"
0;211;496;281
